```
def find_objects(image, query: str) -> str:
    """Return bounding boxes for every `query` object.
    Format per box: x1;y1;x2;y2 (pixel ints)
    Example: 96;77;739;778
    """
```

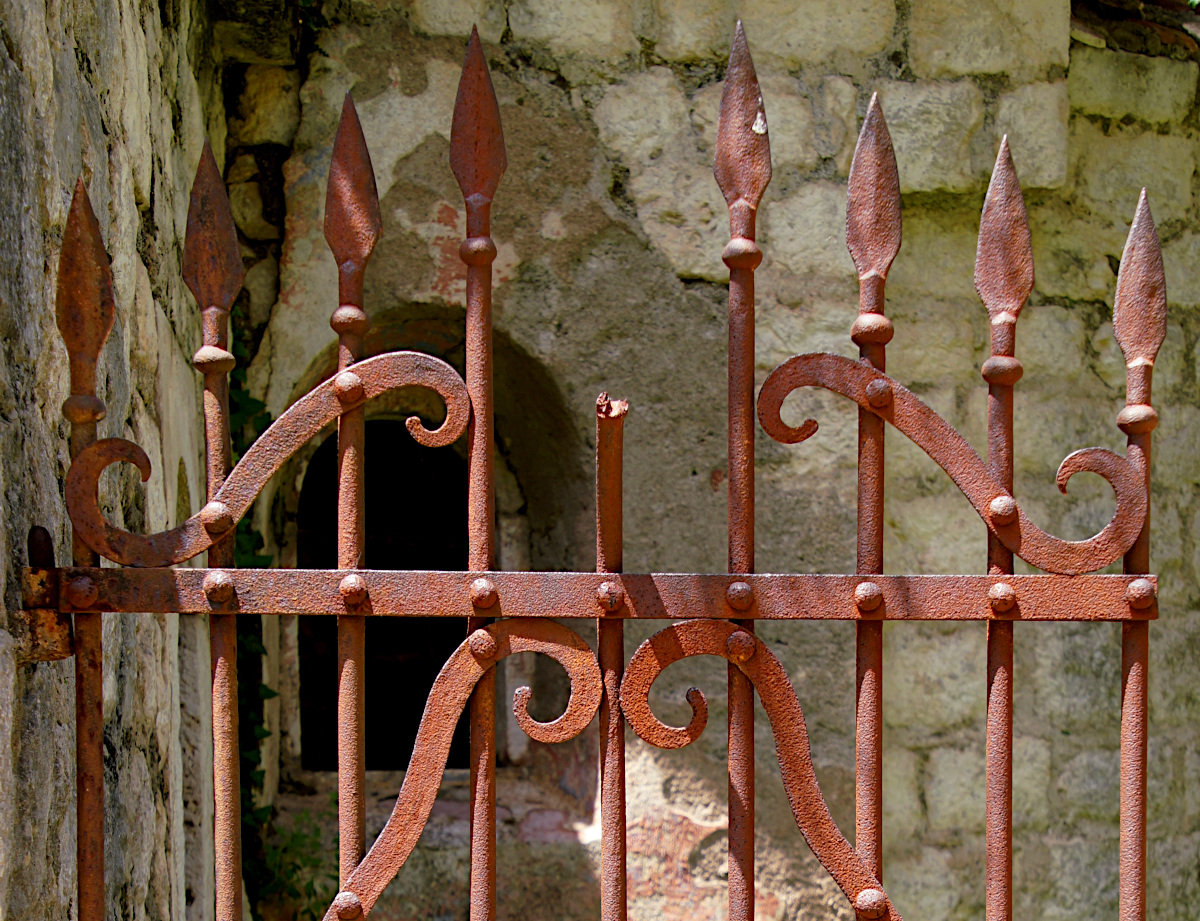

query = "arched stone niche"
250;307;589;796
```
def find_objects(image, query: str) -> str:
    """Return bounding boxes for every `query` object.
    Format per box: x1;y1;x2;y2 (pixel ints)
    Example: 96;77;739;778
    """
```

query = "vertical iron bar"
57;179;115;921
451;30;506;921
714;25;770;921
975;139;1031;921
183;144;246;921
1113;191;1165;921
324;94;382;885
596;394;629;921
845;95;900;883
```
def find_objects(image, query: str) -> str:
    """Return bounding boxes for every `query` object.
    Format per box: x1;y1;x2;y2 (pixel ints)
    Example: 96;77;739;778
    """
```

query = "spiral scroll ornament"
64;351;471;567
621;620;902;921
321;619;601;920
756;353;1147;575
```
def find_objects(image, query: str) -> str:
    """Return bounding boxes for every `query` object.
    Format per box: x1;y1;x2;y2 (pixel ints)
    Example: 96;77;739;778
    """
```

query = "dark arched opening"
296;418;471;770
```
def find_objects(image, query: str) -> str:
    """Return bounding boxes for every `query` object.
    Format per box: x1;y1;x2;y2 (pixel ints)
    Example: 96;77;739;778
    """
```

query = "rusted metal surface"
976;138;1032;921
846;92;900;884
184;142;247;921
44;568;1156;621
714;26;770;921
57;178;113;921
16;527;73;664
323;619;602;921
622;620;901;921
64;351;468;566
758;353;1147;574
326;92;381;886
596;394;629;921
37;25;1166;921
451;29;506;921
1114;191;1166;921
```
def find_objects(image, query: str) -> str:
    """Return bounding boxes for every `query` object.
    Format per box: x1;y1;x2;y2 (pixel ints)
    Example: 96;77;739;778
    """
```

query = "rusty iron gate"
19;22;1165;921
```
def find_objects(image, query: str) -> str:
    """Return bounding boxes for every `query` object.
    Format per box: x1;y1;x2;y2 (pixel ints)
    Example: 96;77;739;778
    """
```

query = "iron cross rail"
21;22;1163;921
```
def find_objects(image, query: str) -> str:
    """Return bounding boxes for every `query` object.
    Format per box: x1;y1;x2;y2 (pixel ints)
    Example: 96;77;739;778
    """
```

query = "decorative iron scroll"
24;18;1167;921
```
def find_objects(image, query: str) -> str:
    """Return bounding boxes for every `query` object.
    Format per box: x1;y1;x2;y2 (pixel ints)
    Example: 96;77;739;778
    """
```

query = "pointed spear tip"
975;137;1033;318
450;26;506;200
1114;189;1166;366
183;140;244;311
714;22;771;209
325;93;383;267
57;176;115;357
845;92;901;279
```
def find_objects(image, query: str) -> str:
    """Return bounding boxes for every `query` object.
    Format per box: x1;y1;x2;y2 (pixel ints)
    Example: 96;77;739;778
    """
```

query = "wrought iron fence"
20;22;1165;921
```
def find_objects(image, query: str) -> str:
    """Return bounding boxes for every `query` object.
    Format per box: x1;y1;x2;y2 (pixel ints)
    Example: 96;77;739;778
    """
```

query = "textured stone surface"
910;0;1070;80
875;80;985;192
229;65;301;146
0;0;217;917
995;81;1069;190
1069;46;1199;124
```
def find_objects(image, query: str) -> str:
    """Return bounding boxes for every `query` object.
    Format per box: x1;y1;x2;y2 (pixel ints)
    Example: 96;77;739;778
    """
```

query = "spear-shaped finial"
714;21;771;224
57;179;115;426
326;93;382;307
183;142;244;315
451;26;507;209
975;137;1033;327
1115;190;1167;435
846;94;901;288
1114;191;1167;382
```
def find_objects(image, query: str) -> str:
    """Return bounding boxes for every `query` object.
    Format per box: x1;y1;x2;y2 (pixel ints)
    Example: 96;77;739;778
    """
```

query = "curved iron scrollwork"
63;350;471;568
322;619;602;921
757;352;1147;575
621;620;900;921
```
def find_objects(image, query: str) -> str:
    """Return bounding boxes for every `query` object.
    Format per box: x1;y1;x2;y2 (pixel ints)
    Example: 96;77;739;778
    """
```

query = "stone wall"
2;1;1200;920
246;2;1200;920
0;0;221;917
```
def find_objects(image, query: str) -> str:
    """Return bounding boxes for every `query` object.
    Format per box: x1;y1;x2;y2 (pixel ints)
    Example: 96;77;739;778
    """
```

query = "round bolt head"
469;577;498;609
202;570;235;604
726;630;756;664
332;891;363;920
726;580;754;612
339;574;368;606
66;576;98;610
200;501;234;535
1126;577;1156;610
988;494;1018;526
468;628;498;660
334;370;365;405
596;580;624;612
865;378;893;409
854;581;884;612
855;888;888;920
989;582;1017;613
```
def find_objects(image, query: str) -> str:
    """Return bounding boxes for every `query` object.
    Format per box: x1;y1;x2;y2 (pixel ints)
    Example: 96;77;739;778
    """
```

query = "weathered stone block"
739;0;895;68
653;0;733;61
508;0;640;60
1069;46;1198;124
910;0;1069;80
886;625;985;732
925;746;984;832
875;80;984;192
995;82;1068;189
762;182;854;279
1074;121;1195;224
409;0;506;43
229;65;301;146
1013;736;1051;830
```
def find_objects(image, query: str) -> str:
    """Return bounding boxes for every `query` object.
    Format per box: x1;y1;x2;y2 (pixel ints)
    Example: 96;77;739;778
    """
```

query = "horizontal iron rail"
27;568;1157;621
